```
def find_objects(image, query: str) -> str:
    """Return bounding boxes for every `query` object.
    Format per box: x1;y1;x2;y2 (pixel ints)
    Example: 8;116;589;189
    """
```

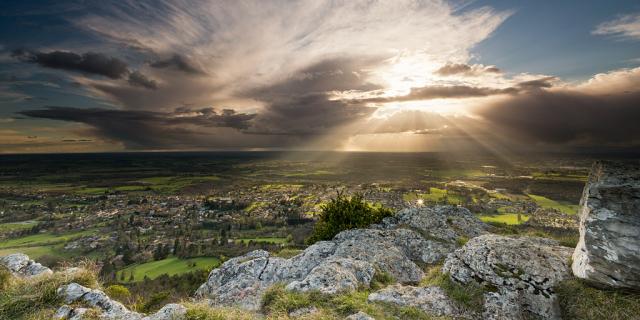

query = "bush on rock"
307;192;393;244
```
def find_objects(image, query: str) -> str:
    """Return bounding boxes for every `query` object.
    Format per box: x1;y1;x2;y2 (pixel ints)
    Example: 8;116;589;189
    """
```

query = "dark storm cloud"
18;106;256;148
247;57;383;135
128;71;157;90
478;89;640;146
12;49;158;90
435;63;501;76
248;94;375;135
12;50;128;79
351;77;556;104
150;54;205;75
516;76;556;90
353;85;517;104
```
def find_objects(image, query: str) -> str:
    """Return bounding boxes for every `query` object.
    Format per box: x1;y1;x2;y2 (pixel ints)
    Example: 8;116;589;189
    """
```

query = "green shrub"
455;236;469;246
306;192;393;244
104;284;131;303
140;291;170;313
557;279;640;320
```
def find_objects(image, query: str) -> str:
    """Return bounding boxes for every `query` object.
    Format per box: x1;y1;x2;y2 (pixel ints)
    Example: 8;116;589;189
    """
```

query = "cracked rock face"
443;234;572;320
0;253;52;278
195;205;486;310
367;284;473;319
572;161;640;290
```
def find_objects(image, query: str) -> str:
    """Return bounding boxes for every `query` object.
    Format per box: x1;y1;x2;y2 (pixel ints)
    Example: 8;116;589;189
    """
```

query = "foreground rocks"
572;161;640;290
56;283;186;320
443;234;572;319
0;253;52;278
196;206;487;310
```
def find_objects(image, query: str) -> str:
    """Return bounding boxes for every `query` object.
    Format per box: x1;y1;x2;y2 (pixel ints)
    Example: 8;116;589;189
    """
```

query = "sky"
1;0;640;153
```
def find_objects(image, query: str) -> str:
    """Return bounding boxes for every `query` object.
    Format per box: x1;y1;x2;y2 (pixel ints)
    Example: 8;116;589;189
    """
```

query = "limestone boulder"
443;234;572;319
0;253;52;278
572;161;640;290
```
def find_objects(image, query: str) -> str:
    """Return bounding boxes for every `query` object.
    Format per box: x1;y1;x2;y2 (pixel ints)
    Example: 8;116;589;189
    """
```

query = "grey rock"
143;303;187;320
286;257;375;294
194;243;336;310
482;291;522;320
54;305;74;319
332;229;424;283
57;283;143;319
0;253;52;278
367;284;471;318
443;234;572;320
288;306;319;317
345;311;375;320
572;161;640;290
380;205;488;242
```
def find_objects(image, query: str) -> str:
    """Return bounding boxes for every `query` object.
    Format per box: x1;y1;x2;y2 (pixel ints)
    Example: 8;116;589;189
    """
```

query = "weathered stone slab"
572;161;640;290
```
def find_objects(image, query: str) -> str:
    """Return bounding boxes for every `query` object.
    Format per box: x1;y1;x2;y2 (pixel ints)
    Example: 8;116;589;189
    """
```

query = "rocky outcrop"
443;234;572;320
572;161;640;290
0;253;52;278
56;283;186;320
367;284;473;319
196;206;487;310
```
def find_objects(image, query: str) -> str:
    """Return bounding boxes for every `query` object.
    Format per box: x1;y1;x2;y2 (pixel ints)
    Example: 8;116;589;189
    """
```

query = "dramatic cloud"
127;71;157;90
150;54;205;75
478;68;640;147
350;76;556;103
246;57;380;135
593;13;640;41
12;49;159;92
18;106;257;148
435;63;501;76
12;50;128;79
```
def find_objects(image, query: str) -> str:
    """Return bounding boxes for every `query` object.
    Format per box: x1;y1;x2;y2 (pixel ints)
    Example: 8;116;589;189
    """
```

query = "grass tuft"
261;283;444;319
420;265;484;313
556;279;640;320
183;302;256;320
0;260;98;319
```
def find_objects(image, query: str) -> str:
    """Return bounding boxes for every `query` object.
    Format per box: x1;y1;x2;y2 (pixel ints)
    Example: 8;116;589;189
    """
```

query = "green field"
479;213;530;225
235;237;289;245
527;194;579;214
0;220;38;232
0;230;93;248
116;256;221;282
0;244;61;259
